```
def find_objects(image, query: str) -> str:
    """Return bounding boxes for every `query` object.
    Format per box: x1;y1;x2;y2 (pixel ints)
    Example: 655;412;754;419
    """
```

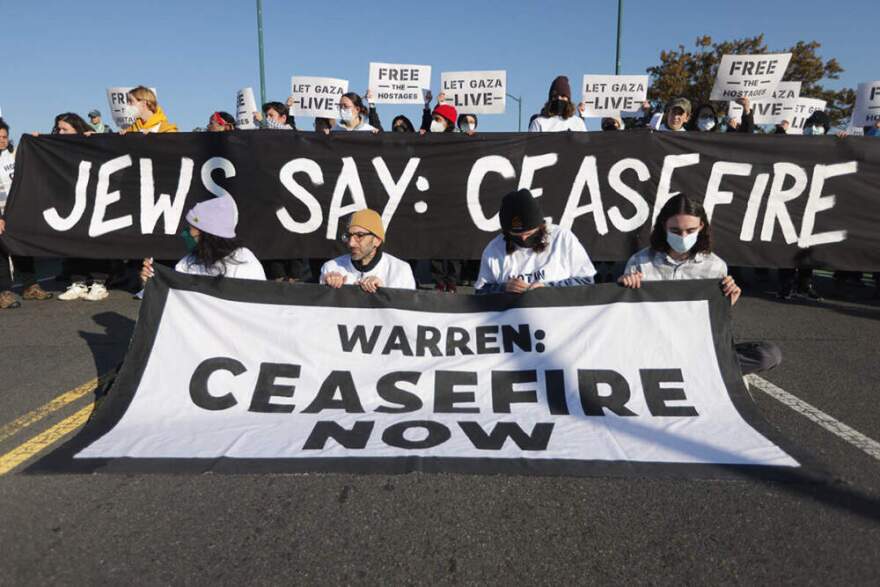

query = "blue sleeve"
476;283;507;295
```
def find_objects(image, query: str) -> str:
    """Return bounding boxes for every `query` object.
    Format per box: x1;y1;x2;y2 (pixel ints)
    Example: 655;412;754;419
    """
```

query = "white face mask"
124;104;141;121
666;230;699;254
697;117;716;131
430;120;446;133
460;122;475;133
339;108;354;124
808;125;826;136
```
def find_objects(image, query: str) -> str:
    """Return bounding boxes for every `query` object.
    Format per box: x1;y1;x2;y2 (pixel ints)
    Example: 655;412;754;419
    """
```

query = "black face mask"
550;99;566;115
508;231;542;248
393;124;408;133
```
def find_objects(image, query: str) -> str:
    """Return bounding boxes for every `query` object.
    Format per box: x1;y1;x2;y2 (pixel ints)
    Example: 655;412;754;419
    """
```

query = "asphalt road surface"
1;272;879;584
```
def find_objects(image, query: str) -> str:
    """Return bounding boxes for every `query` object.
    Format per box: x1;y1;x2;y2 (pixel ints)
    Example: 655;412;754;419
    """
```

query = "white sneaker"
58;282;89;301
83;283;109;301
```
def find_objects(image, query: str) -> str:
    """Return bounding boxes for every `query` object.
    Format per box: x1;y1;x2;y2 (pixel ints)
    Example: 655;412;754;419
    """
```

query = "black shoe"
798;284;823;301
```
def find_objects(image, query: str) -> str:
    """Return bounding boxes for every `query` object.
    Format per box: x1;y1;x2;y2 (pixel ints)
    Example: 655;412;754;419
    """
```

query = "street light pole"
615;0;623;74
506;93;523;132
256;0;267;106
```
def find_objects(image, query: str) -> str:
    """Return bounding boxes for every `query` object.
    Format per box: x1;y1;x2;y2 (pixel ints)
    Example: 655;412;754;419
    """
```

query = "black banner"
3;131;879;269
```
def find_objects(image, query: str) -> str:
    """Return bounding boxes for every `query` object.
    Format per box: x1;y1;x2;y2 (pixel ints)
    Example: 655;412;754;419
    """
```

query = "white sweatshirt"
321;251;416;289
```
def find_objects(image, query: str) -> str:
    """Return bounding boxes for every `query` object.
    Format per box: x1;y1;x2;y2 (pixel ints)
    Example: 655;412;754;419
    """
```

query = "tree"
646;35;855;127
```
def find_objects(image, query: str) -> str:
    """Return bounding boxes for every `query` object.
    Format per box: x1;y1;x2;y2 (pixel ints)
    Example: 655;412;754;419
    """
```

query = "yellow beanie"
349;209;385;241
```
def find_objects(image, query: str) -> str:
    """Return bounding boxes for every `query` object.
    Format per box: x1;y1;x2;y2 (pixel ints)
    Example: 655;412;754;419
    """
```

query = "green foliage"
646;35;855;127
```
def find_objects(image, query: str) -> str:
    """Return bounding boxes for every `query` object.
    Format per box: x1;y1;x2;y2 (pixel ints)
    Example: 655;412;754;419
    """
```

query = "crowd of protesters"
1;78;879;317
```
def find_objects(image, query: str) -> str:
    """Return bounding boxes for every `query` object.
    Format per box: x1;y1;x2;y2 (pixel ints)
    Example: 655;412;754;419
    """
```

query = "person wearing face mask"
333;93;377;133
658;97;691;132
458;114;478;135
619;195;781;375
254;100;298;130
803;110;830;136
140;196;265;286
391;115;416;133
428;102;457;134
121;86;178;134
475;189;596;294
688;104;721;132
528;76;587;133
321;208;415;293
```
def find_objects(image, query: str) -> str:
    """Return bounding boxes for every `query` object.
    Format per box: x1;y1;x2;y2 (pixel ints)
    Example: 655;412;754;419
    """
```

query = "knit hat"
185;196;239;238
549;76;572;101
433;103;458;127
349;208;385;241
499;189;544;233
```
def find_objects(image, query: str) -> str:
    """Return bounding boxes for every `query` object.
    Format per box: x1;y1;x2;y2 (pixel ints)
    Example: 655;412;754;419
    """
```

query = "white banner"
710;54;791;101
106;86;158;129
41;269;803;476
290;76;348;119
788;97;827;135
581;75;648;117
235;87;258;129
369;62;431;104
440;71;507;114
851;81;880;127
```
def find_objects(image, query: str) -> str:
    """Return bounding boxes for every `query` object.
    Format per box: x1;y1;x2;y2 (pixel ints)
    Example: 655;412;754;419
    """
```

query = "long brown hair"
650;195;712;258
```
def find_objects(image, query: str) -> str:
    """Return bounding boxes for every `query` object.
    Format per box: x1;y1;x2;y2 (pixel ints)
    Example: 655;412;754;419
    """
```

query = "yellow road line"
0;376;104;444
0;402;95;475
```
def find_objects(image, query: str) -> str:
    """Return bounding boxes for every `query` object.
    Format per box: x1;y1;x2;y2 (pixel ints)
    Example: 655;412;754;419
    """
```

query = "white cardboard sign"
369;62;431;104
710;54;791;101
851;81;880;127
726;81;801;125
439;71;507;114
235;87;259;129
787;97;827;135
106;86;158;129
290;76;348;119
581;74;648;117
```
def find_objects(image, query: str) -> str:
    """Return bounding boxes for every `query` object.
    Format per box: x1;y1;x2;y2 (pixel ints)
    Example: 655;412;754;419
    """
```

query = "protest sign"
788;97;827;134
850;81;880;127
369;63;431;104
709;54;791;101
439;71;507;114
581;75;648;117
4;132;878;271
32;267;806;478
726;81;801;126
235;87;258;129
106;86;158;129
290;76;348;119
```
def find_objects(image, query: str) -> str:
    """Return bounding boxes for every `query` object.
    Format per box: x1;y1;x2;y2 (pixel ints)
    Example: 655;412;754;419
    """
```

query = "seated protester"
207;111;235;132
256;100;297;130
122;86;178;134
475;189;596;294
391;115;416;133
658;97;690;132
528;76;587;132
333;93;377;133
141;196;265;283
321;208;415;292
458;113;478;135
619;195;781;375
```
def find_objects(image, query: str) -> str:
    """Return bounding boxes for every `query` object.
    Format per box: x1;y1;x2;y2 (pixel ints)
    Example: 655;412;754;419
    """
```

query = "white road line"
747;374;880;462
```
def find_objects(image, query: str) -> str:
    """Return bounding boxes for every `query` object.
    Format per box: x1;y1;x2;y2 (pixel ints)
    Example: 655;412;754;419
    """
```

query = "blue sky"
0;0;874;136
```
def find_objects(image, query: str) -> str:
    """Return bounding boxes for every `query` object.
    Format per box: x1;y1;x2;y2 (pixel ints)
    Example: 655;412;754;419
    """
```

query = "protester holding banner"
0;118;53;308
321;208;415;292
333;93;377;133
207;111;235;132
121;86;178;134
87;110;113;134
50;113;94;135
428;101;457;133
256;101;297;130
618;195;781;375
687;103;722;132
474;189;596;294
141;197;265;283
528;76;587;133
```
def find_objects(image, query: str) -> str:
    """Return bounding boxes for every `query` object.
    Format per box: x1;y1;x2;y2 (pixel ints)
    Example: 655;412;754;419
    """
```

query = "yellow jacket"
126;106;178;133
